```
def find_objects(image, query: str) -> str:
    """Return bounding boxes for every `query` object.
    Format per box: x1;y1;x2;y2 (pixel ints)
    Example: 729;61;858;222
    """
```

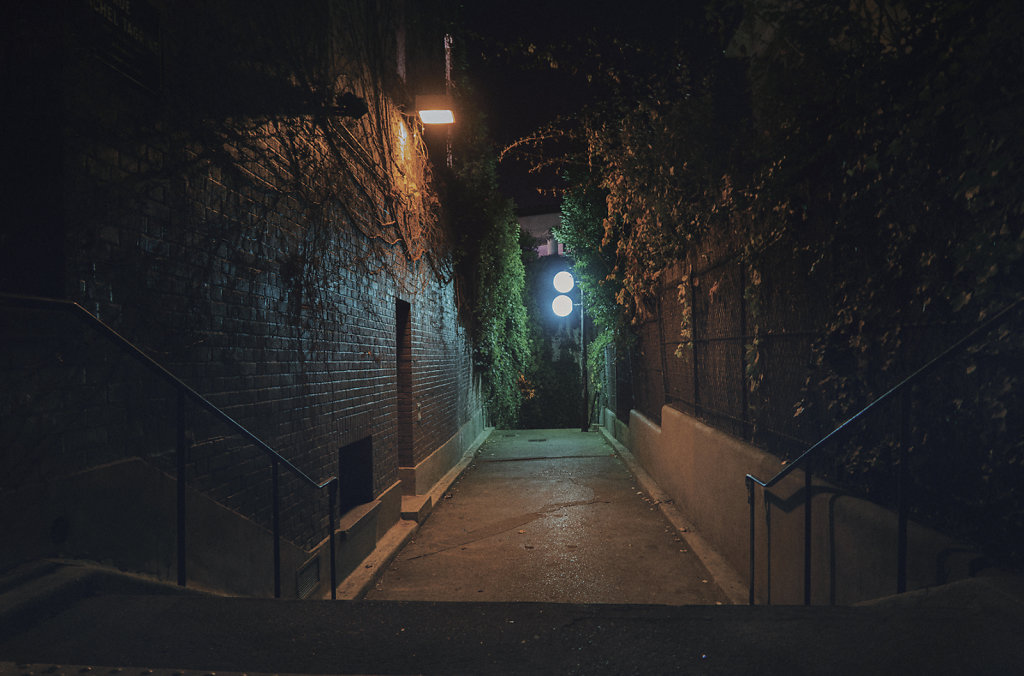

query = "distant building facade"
518;212;564;257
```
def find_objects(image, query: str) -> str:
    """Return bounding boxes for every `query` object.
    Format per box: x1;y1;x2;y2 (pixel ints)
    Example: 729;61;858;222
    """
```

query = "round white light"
553;270;575;293
552;294;574;317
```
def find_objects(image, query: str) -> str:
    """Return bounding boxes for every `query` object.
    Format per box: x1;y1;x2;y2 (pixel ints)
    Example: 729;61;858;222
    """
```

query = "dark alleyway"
366;429;730;605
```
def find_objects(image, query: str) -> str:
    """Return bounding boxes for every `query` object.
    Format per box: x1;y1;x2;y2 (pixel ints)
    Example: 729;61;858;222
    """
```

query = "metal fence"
602;247;1024;566
616;255;822;458
614;252;976;458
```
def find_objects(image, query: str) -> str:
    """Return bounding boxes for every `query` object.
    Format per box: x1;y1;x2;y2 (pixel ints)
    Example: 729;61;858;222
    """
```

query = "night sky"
457;1;708;214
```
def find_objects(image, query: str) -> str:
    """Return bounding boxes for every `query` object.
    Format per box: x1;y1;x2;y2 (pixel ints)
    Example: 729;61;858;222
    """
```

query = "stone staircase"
2;560;1022;675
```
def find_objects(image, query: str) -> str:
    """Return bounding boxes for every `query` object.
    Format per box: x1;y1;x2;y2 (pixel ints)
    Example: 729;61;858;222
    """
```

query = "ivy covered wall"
536;0;1023;567
1;1;485;574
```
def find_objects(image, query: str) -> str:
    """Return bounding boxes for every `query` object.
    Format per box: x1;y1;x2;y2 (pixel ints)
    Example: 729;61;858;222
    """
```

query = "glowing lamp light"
553;270;575;293
552;294;574;317
419;109;455;124
415;95;455;124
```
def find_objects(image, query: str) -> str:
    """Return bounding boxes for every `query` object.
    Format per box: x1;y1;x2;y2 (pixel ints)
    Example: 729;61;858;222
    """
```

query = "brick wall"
2;2;482;560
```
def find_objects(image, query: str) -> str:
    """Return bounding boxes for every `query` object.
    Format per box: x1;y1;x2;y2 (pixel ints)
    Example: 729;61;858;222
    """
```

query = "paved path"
366;429;730;605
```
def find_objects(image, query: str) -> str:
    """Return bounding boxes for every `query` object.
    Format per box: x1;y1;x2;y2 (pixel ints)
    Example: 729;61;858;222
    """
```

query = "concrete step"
1;573;1022;675
0;560;209;642
400;494;432;523
0;665;296;676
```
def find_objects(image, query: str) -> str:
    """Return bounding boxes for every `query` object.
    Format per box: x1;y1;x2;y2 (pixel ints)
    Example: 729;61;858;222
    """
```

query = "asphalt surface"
2;584;1023;675
366;428;730;605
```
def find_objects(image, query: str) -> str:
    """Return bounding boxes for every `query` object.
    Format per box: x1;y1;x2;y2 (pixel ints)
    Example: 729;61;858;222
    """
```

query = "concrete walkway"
366;429;730;605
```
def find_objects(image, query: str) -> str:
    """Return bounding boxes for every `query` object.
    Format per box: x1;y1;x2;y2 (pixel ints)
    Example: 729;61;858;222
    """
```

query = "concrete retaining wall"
1;409;485;598
603;405;984;605
400;406;485;497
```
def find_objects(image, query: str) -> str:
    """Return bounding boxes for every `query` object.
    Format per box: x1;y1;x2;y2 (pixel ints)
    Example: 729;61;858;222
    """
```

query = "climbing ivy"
446;79;532;428
469;202;532;428
499;0;1024;562
553;176;621;331
552;176;625;406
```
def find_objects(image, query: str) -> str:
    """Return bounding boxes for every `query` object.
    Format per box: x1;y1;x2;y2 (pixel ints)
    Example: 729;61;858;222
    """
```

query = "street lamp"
553;270;574;293
415;94;455;125
552;269;575;316
552;294;574;317
551;271;589;431
415;35;456;166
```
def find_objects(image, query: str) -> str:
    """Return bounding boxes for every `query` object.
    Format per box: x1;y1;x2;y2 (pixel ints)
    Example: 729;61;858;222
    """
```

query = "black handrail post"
746;476;756;605
272;457;281;598
1;293;346;600
176;390;187;587
764;491;772;606
329;478;337;600
804;458;812;605
690;275;700;417
735;297;1021;607
897;387;910;594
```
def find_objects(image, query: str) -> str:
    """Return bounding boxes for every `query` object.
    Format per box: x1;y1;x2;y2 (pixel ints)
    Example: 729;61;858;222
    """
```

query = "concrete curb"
333;426;495;599
599;427;749;605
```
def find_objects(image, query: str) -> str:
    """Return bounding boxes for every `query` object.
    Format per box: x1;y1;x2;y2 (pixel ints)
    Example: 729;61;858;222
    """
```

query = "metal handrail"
1;292;340;599
745;295;1023;605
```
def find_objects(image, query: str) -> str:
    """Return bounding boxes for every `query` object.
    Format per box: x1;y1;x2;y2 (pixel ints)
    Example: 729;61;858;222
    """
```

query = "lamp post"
415;34;456;166
552;271;588;432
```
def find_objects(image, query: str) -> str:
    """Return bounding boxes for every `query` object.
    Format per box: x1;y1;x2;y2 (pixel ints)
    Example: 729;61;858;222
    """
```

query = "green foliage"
517;243;581;428
551;0;1024;419
717;0;1024;442
509;0;1024;562
586;326;615;399
518;332;582;429
553;175;630;410
553;177;621;332
471;205;532;428
447;81;532;429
